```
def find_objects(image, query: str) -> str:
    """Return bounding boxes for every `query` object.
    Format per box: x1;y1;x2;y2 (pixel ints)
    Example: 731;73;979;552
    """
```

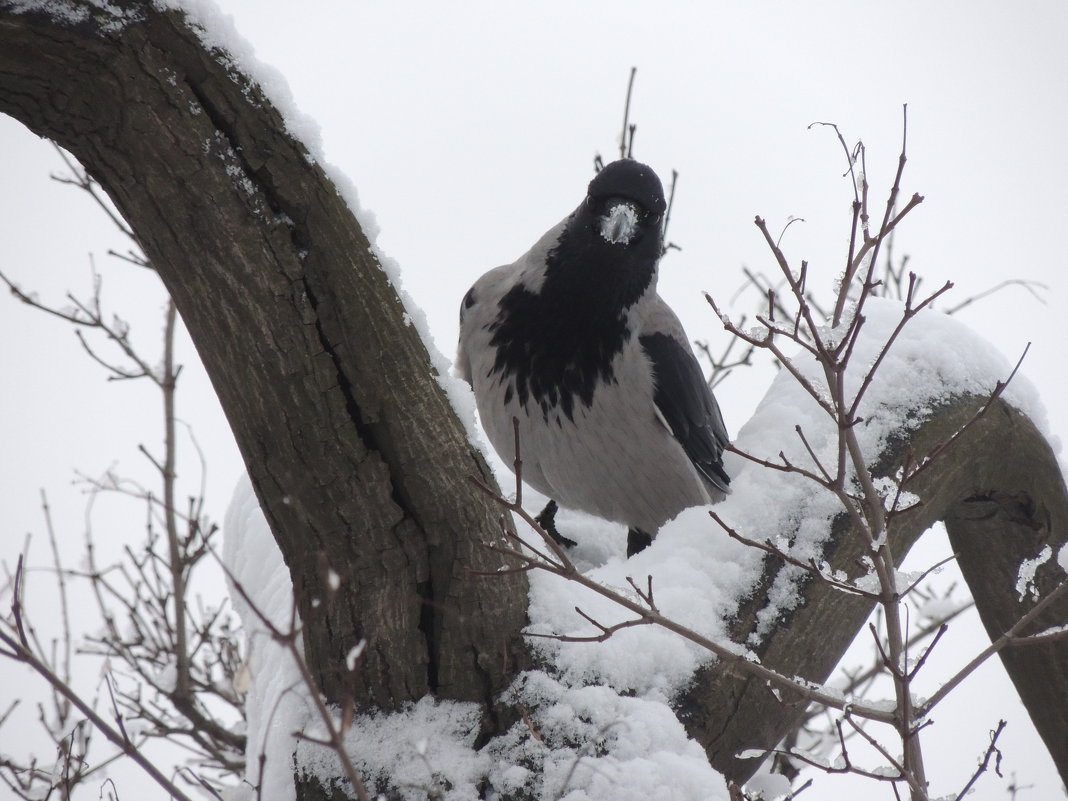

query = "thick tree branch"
0;0;527;738
679;394;1068;784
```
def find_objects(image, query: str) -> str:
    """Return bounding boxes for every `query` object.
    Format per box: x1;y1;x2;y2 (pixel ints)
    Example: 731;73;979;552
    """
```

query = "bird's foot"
535;499;578;549
626;527;653;557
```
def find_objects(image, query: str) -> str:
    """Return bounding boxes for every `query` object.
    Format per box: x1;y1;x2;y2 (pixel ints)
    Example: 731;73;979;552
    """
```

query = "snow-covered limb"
473;473;899;726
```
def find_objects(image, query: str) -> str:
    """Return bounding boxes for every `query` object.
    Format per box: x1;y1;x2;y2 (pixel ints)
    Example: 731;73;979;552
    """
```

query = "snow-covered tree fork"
2;2;1067;796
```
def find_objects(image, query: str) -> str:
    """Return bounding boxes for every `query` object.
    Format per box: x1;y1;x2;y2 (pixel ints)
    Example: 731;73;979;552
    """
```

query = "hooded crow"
457;159;729;556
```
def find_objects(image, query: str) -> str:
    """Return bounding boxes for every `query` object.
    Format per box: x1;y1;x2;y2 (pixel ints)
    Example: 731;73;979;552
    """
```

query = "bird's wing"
456;262;517;386
638;305;730;493
456;285;479;385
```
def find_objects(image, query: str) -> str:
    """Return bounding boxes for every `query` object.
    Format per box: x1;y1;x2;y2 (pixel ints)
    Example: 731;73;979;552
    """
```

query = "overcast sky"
2;1;1067;797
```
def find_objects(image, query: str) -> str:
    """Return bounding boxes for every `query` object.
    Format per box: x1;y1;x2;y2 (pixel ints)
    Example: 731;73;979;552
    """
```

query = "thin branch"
470;480;898;724
526;608;653;643
952;721;1006;801
619;67;637;160
899;552;960;598
942;280;1048;316
50;143;139;244
0;625;197;801
662;169;680;255
40;491;73;722
843;106;924;329
710;511;879;600
845;277;954;419
159;300;190;700
904;343;1030;486
906;623;948;681
919;579;1068;715
794;425;835;485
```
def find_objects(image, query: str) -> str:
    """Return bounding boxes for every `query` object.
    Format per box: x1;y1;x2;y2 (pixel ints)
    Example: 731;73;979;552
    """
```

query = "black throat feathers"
487;213;659;422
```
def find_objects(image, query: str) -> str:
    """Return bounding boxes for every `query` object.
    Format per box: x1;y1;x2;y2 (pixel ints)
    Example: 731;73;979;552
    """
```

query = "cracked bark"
0;5;529;791
3;3;1067;794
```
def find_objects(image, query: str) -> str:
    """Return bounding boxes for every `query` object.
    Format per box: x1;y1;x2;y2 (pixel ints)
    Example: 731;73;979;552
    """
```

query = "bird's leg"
626;527;653;557
534;499;577;549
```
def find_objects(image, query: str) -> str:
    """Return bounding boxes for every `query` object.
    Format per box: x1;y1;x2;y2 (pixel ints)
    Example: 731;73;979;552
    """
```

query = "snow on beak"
600;201;640;245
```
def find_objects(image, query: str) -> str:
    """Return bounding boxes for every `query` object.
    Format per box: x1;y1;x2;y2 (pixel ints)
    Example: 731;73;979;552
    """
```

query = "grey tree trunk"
2;3;1066;794
0;1;531;782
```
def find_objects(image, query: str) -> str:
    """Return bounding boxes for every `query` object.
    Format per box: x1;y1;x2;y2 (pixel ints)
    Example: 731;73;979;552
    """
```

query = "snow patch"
486;672;729;801
700;298;1052;645
525;505;757;694
297;696;488;801
599;203;639;245
1015;545;1053;601
745;763;794;800
345;641;365;673
222;477;308;801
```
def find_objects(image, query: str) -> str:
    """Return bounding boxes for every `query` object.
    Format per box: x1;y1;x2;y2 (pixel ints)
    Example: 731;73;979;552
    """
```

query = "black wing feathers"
639;332;730;492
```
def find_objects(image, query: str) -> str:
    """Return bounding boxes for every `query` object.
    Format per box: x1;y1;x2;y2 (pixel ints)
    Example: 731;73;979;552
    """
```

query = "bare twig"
904;343;1030;486
919;579;1068;716
662;169;681;255
50;143;139;245
694;334;755;390
942;280;1048;316
952;721;1006;801
619;67;637;160
1;603;197;801
710;511;879;600
526;607;653;643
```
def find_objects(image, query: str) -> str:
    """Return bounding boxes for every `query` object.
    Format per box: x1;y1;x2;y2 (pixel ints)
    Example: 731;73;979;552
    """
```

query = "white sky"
1;1;1067;798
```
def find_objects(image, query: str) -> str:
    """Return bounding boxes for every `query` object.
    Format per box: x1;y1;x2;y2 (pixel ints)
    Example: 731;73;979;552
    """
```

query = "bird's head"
585;159;667;250
539;159;667;311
